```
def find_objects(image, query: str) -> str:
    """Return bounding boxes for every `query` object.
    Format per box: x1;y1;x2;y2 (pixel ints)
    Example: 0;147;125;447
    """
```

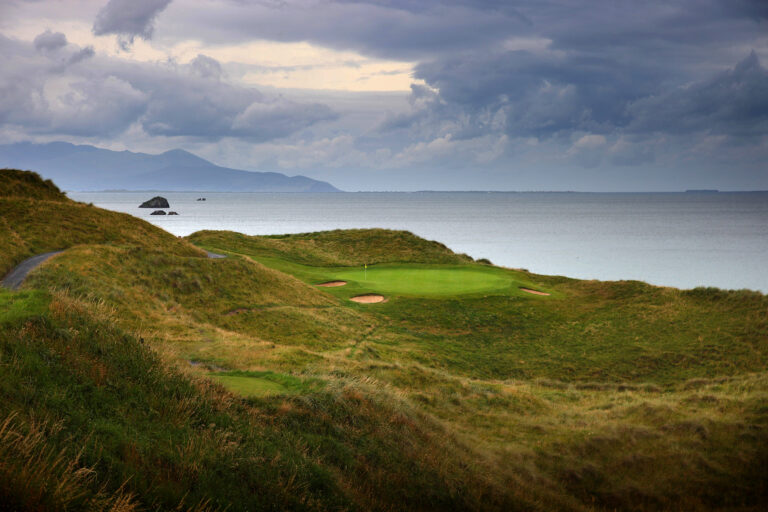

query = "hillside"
0;142;340;192
2;170;767;511
0;169;204;277
0;168;67;201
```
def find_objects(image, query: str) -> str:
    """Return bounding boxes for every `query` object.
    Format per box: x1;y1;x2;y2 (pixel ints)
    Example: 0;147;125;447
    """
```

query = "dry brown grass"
0;413;139;511
0;169;67;201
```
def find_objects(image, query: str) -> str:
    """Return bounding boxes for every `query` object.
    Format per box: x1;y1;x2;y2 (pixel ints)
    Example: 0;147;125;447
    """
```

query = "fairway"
331;266;512;296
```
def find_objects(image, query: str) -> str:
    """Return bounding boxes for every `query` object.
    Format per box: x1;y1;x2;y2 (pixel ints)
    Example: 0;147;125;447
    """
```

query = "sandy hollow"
316;280;347;287
350;294;387;304
520;287;550;296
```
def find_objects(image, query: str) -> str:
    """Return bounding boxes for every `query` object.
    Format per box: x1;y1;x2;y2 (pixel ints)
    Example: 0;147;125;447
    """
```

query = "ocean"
69;191;768;293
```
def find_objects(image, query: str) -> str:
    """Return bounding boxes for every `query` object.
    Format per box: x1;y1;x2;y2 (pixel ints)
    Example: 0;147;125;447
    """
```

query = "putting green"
331;266;512;296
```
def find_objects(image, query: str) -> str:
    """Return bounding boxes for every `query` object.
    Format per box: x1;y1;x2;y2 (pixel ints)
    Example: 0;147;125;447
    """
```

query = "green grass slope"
0;169;203;277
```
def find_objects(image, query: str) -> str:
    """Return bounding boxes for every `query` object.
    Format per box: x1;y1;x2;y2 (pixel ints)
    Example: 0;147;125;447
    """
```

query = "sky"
1;0;767;191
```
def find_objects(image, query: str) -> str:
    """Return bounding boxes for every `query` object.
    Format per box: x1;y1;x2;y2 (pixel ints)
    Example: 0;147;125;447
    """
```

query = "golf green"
331;266;512;296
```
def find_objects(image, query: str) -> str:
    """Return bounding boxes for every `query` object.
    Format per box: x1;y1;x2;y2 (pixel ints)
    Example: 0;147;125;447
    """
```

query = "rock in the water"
150;210;167;215
168;211;179;215
139;196;169;208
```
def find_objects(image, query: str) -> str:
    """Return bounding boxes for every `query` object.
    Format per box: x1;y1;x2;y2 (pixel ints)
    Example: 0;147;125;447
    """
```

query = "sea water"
69;191;768;293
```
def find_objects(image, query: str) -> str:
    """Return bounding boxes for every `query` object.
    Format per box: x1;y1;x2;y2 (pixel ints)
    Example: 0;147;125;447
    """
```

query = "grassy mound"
0;171;203;277
0;168;67;201
188;229;474;266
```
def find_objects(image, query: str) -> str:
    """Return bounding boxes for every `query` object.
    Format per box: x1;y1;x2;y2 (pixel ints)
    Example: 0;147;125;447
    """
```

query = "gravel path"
1;251;63;290
2;249;224;291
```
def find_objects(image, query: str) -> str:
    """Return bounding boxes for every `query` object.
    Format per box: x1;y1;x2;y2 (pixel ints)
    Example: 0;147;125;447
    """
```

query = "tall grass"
0;168;67;201
0;413;138;511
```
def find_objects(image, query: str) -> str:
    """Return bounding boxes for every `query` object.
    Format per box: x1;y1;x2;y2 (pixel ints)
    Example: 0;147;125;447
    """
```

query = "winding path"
1;249;226;291
1;251;63;290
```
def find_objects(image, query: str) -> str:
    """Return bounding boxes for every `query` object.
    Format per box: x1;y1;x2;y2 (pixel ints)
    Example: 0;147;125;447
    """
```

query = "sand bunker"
316;280;347;287
520;287;550;296
350;294;387;304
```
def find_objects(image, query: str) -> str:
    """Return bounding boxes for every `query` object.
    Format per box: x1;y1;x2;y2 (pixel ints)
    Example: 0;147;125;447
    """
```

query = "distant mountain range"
0;142;340;192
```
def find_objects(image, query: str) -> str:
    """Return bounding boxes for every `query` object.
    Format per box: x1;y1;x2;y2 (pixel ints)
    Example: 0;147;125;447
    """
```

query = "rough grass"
188;229;474;266
0;294;547;511
25;245;373;353
3;174;768;511
26;228;768;510
0;168;67;201
0;195;204;277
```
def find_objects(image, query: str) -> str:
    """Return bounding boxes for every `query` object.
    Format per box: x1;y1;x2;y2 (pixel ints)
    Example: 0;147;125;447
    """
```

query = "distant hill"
0;142;340;192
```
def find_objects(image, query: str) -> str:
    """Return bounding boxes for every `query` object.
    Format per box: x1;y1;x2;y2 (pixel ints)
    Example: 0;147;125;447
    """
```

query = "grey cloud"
33;29;67;51
190;54;223;80
172;1;525;61
0;36;146;136
164;0;768;172
119;63;338;140
232;100;338;140
397;51;636;142
31;29;93;68
170;1;763;66
67;46;95;66
404;42;766;145
608;138;656;167
628;52;768;137
93;0;173;49
0;35;337;142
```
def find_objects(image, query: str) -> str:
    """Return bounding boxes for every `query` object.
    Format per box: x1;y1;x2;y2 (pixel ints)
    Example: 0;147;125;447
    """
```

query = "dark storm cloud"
355;0;768;174
173;0;527;61
411;49;666;138
403;47;768;143
177;1;766;150
0;36;336;141
33;29;67;51
628;52;768;137
92;0;173;49
173;1;762;65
